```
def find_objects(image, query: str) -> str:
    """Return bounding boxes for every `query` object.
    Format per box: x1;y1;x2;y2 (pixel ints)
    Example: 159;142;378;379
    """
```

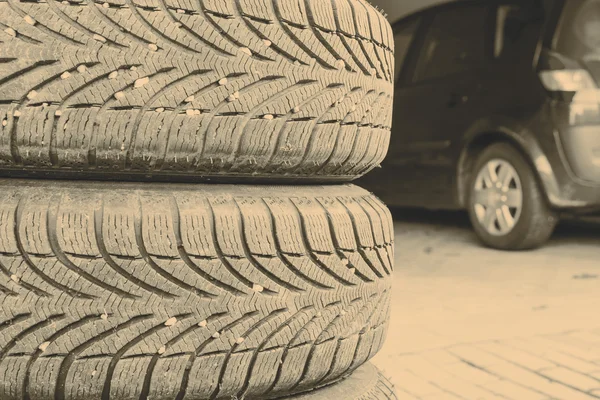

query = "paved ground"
372;209;600;399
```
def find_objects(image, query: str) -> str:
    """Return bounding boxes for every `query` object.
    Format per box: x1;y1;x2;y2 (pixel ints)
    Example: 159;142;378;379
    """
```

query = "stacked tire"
0;0;396;398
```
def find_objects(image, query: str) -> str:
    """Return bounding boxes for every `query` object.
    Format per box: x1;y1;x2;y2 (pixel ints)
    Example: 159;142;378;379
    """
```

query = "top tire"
0;0;394;182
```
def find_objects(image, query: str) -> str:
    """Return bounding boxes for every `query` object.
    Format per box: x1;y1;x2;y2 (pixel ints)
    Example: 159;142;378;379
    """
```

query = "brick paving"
386;332;600;400
372;210;600;399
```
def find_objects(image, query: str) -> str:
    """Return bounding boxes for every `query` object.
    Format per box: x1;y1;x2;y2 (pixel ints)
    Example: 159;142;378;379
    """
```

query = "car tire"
0;180;392;400
0;0;393;182
280;362;397;400
467;142;558;250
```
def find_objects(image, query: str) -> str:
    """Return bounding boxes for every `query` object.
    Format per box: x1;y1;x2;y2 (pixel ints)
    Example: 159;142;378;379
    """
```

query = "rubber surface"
0;180;393;399
0;0;394;182
281;362;397;400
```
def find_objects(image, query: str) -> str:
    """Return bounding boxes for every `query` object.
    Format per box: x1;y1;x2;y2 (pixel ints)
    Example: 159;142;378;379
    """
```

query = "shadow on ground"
389;207;600;248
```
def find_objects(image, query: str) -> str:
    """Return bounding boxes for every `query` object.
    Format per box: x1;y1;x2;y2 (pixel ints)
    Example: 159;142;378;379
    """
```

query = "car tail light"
539;69;597;91
540;69;600;125
569;91;600;125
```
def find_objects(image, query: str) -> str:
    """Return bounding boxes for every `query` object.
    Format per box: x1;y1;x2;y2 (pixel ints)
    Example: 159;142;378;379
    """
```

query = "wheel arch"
456;123;561;208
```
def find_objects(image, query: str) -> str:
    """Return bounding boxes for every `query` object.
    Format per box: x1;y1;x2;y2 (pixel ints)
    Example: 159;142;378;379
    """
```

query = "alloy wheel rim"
473;159;523;236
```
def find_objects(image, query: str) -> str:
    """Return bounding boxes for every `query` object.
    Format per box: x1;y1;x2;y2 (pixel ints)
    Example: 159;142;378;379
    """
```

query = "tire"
280;362;397;400
0;180;393;400
0;0;393;182
467;143;558;250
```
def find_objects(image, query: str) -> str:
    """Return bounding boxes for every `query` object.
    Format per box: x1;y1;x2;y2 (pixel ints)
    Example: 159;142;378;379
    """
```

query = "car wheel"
467;143;558;250
0;180;392;400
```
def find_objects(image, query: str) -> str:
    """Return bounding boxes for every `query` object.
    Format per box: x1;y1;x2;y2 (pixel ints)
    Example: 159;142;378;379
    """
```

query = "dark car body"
359;0;600;214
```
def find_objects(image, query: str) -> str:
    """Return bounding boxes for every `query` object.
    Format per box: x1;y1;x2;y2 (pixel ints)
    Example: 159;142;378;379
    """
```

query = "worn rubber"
280;362;397;400
0;180;393;399
0;0;393;182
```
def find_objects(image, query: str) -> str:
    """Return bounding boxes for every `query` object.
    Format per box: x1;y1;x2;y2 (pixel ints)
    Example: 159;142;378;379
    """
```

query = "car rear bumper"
547;180;600;212
545;102;600;210
546;129;600;212
556;125;600;183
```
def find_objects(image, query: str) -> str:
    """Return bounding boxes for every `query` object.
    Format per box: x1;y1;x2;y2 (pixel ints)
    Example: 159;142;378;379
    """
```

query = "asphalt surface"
372;209;600;399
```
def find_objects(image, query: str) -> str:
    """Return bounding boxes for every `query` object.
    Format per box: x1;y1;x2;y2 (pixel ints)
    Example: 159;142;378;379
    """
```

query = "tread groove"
210;307;288;399
22;314;100;400
124;67;207;169
94;199;178;299
56;314;153;400
157;0;235;57
265;303;338;396
170;197;244;296
45;0;128;49
270;0;334;70
87;1;153;47
353;197;392;276
175;312;259;400
336;197;384;279
0;313;31;334
0;314;65;366
233;199;303;293
288;199;356;287
14;196;93;299
134;197;215;298
261;198;333;290
0;60;58;92
204;199;259;293
236;305;315;399
102;313;192;400
137;316;213;400
123;0;200;54
303;0;355;73
197;0;273;62
231;79;318;160
290;309;345;392
317;198;374;283
329;91;387;175
313;88;373;173
6;0;85;46
47;195;139;299
0;257;50;297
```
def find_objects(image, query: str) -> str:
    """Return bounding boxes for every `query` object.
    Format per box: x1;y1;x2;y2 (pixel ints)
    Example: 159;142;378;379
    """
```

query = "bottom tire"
467;143;558;250
0;180;393;400
282;362;397;400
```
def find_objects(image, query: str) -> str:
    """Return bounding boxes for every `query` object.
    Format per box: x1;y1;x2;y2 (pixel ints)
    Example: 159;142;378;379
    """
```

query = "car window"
393;17;420;84
556;0;600;74
412;5;488;83
495;5;523;58
495;1;550;59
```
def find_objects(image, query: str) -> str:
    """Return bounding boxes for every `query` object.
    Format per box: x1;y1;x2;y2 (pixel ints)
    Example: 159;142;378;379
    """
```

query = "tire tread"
0;0;393;181
0;181;393;399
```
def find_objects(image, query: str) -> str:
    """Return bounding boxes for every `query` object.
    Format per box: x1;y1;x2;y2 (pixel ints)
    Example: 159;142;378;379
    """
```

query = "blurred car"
359;0;600;250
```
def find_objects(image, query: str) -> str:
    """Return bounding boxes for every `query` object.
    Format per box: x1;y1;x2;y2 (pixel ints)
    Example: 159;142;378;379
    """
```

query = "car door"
385;3;493;208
